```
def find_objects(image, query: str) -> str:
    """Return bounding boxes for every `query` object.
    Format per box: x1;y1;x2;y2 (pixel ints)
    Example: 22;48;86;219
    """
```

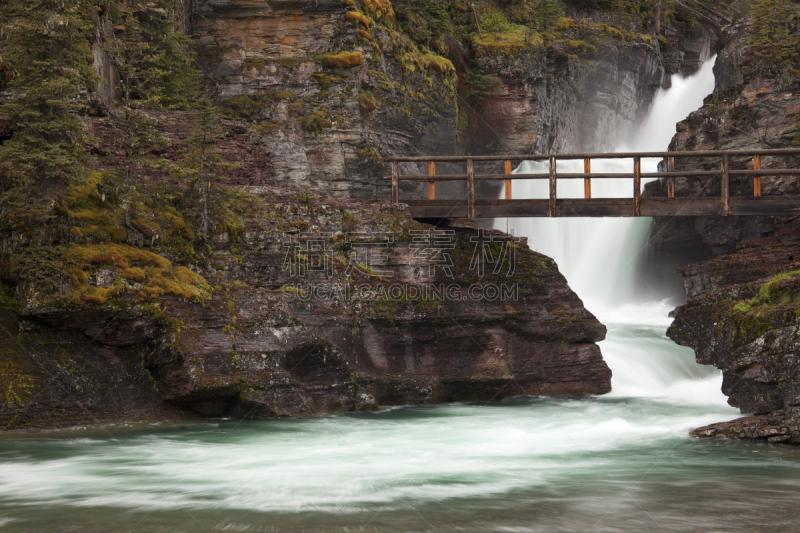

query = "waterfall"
495;58;723;399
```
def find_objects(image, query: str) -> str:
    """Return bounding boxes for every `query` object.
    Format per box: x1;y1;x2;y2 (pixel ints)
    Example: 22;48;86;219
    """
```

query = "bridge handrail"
384;148;800;218
383;148;800;163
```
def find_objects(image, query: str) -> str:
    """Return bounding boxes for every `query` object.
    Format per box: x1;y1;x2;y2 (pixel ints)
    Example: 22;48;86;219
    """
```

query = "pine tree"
0;0;97;227
750;0;789;54
140;0;201;110
536;0;563;32
116;108;168;229
175;96;239;240
102;10;168;234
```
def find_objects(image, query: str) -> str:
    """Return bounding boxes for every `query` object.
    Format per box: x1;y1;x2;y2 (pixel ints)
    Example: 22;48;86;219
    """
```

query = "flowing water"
3;60;800;532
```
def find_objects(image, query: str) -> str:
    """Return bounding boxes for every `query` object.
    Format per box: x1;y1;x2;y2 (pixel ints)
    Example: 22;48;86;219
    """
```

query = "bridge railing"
384;148;800;218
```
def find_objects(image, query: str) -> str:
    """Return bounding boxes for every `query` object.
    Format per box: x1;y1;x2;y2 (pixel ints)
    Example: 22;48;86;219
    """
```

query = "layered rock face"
473;21;715;157
189;0;717;199
642;6;800;443
2;189;609;429
669;252;800;444
473;42;664;156
191;0;457;199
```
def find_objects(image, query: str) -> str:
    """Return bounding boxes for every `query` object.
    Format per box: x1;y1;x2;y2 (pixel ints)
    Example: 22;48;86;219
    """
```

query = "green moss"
358;93;378;115
473;25;543;57
0;283;18;310
299;111;332;134
254;121;285;136
758;270;800;304
564;39;597;56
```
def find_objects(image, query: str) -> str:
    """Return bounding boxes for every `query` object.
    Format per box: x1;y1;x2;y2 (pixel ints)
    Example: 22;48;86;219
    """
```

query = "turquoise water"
1;399;799;532
2;305;800;532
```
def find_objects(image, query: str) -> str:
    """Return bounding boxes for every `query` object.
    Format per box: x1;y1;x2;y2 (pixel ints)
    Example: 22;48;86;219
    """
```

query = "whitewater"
2;59;800;532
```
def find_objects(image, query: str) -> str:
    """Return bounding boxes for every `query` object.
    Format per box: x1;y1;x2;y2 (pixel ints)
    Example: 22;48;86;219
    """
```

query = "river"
2;59;800;532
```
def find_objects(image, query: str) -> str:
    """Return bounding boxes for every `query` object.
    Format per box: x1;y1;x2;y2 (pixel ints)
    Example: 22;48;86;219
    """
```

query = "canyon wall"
1;185;610;429
650;4;800;443
188;0;715;199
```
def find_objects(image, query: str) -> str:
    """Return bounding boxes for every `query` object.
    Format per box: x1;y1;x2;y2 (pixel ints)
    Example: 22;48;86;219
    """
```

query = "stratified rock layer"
669;245;800;443
646;6;800;444
1;190;610;429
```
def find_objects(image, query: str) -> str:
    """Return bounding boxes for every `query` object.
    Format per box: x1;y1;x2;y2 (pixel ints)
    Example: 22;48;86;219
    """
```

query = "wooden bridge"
385;149;800;219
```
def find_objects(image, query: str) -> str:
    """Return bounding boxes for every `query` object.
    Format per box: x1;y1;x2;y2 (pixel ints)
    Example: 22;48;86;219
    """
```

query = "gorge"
1;0;800;531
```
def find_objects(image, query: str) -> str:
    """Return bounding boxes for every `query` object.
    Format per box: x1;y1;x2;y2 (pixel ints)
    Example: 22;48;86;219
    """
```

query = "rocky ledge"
668;238;800;444
1;188;610;429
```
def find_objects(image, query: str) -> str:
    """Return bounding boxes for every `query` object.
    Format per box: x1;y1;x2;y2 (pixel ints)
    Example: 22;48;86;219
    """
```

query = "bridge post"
428;161;436;200
391;161;399;204
633;156;641;216
467;158;475;218
549;157;557;217
667;157;675;198
721;154;729;216
504;160;512;199
584;158;591;199
753;155;762;197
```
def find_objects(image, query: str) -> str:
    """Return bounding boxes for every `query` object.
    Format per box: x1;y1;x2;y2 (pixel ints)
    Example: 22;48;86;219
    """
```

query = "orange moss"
357;29;374;41
346;11;371;28
321;51;365;68
64;244;210;305
362;0;394;20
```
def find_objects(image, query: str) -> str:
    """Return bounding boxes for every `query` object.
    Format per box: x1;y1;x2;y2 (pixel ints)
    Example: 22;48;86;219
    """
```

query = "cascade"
495;58;722;399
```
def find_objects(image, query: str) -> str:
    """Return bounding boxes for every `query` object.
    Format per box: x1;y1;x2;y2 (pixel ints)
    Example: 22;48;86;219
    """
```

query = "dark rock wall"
1;189;611;429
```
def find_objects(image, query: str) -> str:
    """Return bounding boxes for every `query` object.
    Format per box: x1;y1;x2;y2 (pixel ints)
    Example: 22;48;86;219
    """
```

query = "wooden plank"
730;197;800;216
408;196;800;219
406;200;465;206
410;206;469;218
467;158;475;218
667;156;675;198
557;199;634;218
384;170;723;181
640;198;723;216
754;154;761;197
721;153;729;216
730;169;800;176
549;156;557;217
383;148;800;163
584;158;591;199
428;161;435;200
633;156;641;216
504;160;512;200
391;162;399;204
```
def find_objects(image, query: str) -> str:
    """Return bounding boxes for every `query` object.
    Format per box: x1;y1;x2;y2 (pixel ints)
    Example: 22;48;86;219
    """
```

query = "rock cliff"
186;0;716;199
652;1;800;443
1;185;610;429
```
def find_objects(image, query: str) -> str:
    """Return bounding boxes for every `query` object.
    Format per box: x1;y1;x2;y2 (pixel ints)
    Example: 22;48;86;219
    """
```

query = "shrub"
480;6;513;34
536;0;563;32
362;0;395;20
358;93;378;115
299;111;332;134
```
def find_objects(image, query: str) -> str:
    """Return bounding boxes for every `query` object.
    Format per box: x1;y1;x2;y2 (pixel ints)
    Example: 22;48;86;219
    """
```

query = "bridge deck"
384;149;800;219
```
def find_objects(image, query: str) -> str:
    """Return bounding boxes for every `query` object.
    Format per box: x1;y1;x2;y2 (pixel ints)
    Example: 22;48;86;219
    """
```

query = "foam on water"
495;57;729;405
